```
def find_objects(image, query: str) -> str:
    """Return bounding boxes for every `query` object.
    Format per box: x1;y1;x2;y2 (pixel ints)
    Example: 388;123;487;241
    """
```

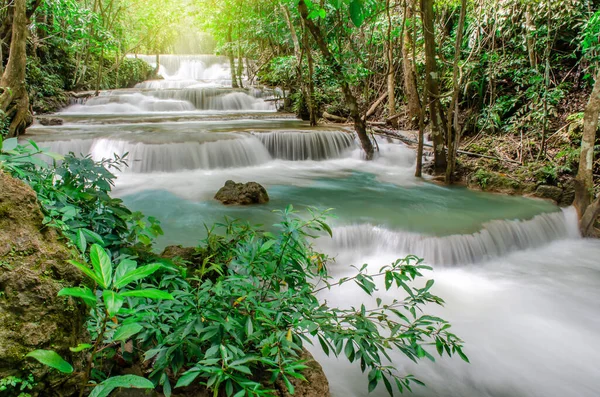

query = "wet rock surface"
215;180;269;205
0;172;85;395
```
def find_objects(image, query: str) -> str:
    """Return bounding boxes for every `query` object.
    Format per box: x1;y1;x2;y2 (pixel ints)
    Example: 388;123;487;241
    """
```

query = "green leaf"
174;370;201;388
90;244;112;289
1;138;18;152
68;260;104;287
69;343;93;353
112;323;143;342
246;317;253;336
81;229;104;245
120;289;173;300
113;263;161;289
89;375;154;397
113;259;137;287
349;0;365;27
26;350;73;374
58;287;97;307
103;290;124;317
76;229;87;254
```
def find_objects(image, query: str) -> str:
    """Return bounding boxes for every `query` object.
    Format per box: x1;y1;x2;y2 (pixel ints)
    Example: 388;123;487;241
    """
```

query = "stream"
28;54;600;397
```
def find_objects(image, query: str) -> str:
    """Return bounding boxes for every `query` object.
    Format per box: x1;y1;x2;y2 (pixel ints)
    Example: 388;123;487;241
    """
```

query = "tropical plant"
121;207;467;397
26;244;173;396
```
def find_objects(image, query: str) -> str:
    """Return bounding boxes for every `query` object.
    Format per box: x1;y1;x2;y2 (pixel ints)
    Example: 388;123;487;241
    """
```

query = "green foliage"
89;376;155;397
0;374;36;397
29;243;172;395
113;207;468;397
0;139;163;255
473;169;491;190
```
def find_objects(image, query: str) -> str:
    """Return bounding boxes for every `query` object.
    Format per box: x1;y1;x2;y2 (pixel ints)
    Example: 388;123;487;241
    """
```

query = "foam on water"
60;93;195;114
312;235;600;397
330;207;580;265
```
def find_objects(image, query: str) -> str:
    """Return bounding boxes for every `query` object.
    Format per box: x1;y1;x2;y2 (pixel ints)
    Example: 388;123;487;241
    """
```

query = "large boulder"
0;172;86;395
215;180;269;205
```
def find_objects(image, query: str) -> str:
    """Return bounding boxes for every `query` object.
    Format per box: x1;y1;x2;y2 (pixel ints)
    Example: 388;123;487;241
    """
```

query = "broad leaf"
113;263;161;289
90;244;112;289
1;137;18;152
112;323;143;342
103;290;124;317
26;350;73;373
120;289;173;300
114;259;137;287
68;260;104;287
58;286;97;307
349;0;365;27
175;370;201;388
89;375;154;397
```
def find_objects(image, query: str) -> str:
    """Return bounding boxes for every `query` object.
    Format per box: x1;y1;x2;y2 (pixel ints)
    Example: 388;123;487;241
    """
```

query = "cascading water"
28;53;600;397
331;207;580;265
58;54;275;114
257;130;355;160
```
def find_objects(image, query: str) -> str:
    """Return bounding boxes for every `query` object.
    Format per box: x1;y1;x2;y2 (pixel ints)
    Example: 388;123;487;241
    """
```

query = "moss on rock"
0;172;86;395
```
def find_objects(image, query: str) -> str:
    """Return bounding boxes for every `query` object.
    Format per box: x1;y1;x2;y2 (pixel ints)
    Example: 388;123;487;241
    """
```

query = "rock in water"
215;180;269;205
38;117;64;126
0;172;86;395
534;185;564;203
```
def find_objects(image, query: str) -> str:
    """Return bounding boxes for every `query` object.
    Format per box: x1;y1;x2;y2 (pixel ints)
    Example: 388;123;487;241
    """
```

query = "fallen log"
323;111;347;122
371;126;522;165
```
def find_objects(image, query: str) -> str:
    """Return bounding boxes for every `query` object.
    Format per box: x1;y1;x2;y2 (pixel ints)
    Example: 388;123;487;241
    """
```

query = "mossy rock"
0;172;87;395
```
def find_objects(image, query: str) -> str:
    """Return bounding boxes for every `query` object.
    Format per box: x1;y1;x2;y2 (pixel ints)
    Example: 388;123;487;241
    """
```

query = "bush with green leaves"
0;137;163;256
118;207;467;397
26;243;173;397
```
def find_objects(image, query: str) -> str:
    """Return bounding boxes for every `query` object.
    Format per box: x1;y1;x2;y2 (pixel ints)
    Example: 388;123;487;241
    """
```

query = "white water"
331;207;580;265
30;54;600;397
59;55;274;114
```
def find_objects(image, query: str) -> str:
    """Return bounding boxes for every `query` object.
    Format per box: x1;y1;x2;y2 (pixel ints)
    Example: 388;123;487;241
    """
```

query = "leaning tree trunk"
298;0;374;160
574;70;600;236
0;0;32;137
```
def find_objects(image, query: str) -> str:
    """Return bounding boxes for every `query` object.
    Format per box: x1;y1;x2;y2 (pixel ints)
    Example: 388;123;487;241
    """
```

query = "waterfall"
60;93;195;114
145;88;276;111
132;54;235;84
330;207;580;265
256;130;356;160
43;136;272;172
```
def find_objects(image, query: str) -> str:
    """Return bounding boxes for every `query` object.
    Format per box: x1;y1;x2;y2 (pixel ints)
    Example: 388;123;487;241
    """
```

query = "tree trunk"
525;5;537;70
402;0;421;129
386;0;396;127
574;70;600;235
0;0;32;137
237;51;244;88
95;47;105;95
305;32;318;126
227;27;239;89
298;0;374;159
421;0;447;173
445;0;467;184
154;53;160;75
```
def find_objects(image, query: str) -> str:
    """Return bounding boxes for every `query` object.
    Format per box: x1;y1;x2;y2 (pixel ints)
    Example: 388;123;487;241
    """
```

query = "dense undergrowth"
0;138;467;396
